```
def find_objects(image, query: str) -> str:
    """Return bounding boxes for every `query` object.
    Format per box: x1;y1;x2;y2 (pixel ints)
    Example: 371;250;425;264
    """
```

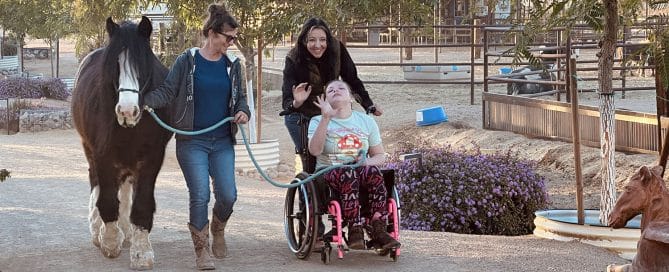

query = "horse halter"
118;88;139;93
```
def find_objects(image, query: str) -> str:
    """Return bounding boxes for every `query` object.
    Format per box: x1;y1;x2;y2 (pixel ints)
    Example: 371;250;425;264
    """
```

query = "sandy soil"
1;39;654;270
0;130;627;272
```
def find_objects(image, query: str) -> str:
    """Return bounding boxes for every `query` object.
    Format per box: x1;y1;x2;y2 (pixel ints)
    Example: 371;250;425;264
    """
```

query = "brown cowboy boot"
210;215;227;258
188;223;215;270
370;220;401;250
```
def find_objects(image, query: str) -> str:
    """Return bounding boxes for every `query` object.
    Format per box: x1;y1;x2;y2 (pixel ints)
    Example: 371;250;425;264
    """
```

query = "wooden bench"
0;56;19;76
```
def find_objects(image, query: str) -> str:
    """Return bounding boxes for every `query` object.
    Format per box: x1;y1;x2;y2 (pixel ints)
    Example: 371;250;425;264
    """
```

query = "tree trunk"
403;28;413;60
18;43;24;75
1;28;4;58
49;39;55;77
238;46;256;90
598;0;618;225
55;39;59;78
598;93;616;224
339;29;348;46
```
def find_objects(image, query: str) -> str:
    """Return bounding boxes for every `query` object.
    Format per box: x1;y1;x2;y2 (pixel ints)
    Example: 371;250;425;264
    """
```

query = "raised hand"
291;82;311;108
313;94;339;119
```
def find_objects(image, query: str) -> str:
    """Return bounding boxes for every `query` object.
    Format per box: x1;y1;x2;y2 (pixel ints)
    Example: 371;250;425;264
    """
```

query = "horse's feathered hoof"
92;235;101;248
129;225;154;270
100;242;122;258
99;221;124;258
130;252;154;271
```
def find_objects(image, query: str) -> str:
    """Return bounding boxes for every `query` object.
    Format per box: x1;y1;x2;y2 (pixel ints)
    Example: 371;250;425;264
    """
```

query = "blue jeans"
284;112;306;153
176;135;237;231
284;112;316;173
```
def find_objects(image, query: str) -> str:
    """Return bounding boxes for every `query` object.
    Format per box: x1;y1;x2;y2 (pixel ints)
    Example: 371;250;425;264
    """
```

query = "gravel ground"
1;130;627;271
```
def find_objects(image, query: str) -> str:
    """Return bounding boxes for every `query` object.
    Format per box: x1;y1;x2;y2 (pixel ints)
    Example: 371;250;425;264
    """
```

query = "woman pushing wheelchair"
308;80;400;250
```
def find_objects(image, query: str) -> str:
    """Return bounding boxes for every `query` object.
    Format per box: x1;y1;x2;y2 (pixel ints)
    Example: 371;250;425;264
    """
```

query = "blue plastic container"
499;67;513;74
416;106;447;126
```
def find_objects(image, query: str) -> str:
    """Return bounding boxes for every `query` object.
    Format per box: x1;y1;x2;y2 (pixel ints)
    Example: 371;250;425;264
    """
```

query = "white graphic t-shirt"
308;111;382;169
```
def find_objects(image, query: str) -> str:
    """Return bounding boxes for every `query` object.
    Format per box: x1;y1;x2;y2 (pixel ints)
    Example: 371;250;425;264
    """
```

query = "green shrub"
386;142;549;236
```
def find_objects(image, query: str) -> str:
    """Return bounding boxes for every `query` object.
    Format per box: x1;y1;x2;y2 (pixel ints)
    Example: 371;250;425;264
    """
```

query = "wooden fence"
482;92;668;154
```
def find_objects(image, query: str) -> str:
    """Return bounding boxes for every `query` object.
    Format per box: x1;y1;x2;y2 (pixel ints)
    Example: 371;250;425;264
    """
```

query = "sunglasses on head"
216;31;237;43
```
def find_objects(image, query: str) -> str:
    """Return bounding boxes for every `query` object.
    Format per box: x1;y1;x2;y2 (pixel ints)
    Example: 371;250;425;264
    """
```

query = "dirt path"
1;130;627;271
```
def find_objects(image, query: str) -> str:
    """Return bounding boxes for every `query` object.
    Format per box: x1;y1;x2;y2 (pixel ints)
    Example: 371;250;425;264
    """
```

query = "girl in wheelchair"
308;80;400;251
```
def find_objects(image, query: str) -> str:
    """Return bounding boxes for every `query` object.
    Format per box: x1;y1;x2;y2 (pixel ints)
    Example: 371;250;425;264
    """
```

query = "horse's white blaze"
89;185;102;247
129;224;154;270
115;50;141;126
118;180;133;246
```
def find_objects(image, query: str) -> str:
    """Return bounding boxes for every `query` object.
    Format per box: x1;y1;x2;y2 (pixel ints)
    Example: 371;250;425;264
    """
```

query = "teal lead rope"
145;108;365;188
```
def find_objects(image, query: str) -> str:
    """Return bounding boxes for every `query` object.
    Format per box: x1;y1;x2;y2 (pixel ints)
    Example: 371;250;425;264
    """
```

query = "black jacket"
144;48;251;141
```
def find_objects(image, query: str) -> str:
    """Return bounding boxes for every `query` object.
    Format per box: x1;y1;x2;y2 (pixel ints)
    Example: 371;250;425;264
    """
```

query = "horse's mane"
101;20;156;94
82;19;163;154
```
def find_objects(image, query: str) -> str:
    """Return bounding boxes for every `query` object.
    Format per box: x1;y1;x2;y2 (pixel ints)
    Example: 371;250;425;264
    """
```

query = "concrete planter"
234;139;280;171
533;209;641;260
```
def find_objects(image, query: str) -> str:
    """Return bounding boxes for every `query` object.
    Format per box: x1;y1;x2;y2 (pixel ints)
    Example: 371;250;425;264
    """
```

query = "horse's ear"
639;165;651;181
106;17;119;37
639;165;659;185
651;165;664;178
138;16;152;39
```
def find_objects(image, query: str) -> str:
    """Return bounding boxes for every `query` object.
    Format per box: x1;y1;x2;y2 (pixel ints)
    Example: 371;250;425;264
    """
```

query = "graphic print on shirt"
327;127;368;165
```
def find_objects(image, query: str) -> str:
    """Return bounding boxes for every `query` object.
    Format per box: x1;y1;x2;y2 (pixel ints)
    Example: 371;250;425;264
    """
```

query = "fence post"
569;58;584;225
473;19;481;59
657;61;669;176
482;26;489;129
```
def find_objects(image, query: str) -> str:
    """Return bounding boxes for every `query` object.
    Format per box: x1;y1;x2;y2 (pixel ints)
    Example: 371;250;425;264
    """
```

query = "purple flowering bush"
386;143;549;236
38;78;70;100
0;77;70;100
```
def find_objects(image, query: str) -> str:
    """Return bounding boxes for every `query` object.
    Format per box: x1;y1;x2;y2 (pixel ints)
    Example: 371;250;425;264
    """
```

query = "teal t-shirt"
308;111;382;169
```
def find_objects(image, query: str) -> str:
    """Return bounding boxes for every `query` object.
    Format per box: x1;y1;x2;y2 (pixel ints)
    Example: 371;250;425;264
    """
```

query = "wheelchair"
283;168;401;264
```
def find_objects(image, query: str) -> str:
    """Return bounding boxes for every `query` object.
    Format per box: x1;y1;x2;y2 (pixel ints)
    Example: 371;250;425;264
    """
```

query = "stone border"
19;109;73;133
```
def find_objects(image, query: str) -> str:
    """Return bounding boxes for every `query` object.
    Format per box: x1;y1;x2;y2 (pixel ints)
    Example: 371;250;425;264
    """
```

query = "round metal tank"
534;209;641;260
234;139;280;171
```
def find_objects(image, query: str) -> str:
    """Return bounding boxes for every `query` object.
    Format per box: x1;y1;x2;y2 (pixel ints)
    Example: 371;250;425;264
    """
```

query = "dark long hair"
294;17;337;66
202;3;239;37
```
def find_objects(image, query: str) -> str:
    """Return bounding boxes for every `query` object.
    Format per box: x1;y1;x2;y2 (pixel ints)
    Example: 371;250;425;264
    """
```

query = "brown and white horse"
608;165;669;272
71;16;172;270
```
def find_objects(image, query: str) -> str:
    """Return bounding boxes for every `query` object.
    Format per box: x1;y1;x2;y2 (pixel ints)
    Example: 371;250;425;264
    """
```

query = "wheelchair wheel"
284;172;320;259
